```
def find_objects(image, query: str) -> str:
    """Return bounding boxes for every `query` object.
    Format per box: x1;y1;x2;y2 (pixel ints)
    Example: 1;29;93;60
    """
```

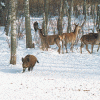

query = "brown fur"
22;55;39;73
80;30;100;54
33;21;61;53
59;24;81;53
38;29;61;53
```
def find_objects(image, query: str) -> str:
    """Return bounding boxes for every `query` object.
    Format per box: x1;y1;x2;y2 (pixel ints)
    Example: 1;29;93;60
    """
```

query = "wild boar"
22;55;39;73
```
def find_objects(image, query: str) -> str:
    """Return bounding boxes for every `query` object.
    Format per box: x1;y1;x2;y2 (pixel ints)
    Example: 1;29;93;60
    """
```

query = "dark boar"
22;55;39;73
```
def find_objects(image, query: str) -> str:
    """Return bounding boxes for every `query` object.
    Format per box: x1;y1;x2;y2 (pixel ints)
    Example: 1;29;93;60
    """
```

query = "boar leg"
28;67;31;71
31;67;34;71
23;68;26;73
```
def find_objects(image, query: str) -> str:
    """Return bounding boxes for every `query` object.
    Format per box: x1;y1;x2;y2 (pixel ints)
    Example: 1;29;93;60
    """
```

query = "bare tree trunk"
96;5;100;30
83;0;87;21
10;0;17;65
67;0;73;33
5;0;11;36
57;0;64;35
93;5;96;32
43;0;49;35
37;0;39;16
24;0;33;48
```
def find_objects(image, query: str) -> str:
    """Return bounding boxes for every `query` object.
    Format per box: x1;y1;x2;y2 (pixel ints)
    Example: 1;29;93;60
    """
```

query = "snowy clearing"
0;17;100;100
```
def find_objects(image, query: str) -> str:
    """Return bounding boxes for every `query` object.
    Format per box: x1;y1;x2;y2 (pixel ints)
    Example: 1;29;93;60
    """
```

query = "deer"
80;29;100;54
59;23;83;53
33;21;61;54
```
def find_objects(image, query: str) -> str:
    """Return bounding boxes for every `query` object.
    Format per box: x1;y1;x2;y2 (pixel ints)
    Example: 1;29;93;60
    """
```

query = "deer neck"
39;30;44;37
74;27;79;36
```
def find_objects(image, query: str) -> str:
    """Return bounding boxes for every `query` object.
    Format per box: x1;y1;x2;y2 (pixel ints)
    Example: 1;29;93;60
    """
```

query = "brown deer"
80;29;100;54
59;24;82;53
33;21;61;53
38;29;61;53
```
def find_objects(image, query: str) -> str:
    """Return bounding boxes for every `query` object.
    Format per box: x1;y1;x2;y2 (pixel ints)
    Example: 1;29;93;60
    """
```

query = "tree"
24;0;33;48
67;0;73;33
83;0;87;21
0;0;6;26
42;0;49;35
57;0;64;35
96;5;100;30
10;0;17;65
5;0;11;36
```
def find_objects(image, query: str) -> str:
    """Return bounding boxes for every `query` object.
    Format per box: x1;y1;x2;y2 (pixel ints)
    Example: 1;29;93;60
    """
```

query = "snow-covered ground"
0;17;100;100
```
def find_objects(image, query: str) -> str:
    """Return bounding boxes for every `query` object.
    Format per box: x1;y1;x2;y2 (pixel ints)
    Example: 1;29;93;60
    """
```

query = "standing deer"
80;29;100;54
38;29;61;53
59;24;82;53
33;21;61;54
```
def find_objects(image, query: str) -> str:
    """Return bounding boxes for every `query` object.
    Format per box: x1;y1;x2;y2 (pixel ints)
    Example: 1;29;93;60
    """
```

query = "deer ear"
63;35;65;39
59;35;61;38
22;58;24;62
27;57;29;62
74;23;76;25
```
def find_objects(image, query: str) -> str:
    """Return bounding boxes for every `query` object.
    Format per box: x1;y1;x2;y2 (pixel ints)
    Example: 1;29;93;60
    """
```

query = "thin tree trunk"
83;0;87;21
37;0;39;16
5;0;11;36
67;0;73;33
10;0;17;65
98;6;100;29
65;0;69;16
93;5;96;32
24;0;32;48
43;0;49;35
96;5;100;29
57;0;64;35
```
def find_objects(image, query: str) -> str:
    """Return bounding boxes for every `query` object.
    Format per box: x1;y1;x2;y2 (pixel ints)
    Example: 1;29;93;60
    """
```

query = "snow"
0;18;100;100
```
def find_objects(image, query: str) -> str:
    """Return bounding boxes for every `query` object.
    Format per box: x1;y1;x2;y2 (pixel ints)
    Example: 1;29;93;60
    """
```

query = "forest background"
0;0;100;26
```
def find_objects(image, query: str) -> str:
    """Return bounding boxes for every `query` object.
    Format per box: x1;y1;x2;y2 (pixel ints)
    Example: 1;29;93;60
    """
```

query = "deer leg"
86;44;91;54
70;43;74;52
55;39;61;54
46;43;48;51
65;40;68;53
80;42;84;54
91;44;94;53
58;43;61;54
62;40;64;54
97;44;100;52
